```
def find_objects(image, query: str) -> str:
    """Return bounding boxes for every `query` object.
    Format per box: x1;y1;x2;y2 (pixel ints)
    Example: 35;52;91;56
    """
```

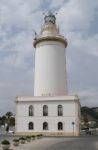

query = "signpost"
72;122;75;136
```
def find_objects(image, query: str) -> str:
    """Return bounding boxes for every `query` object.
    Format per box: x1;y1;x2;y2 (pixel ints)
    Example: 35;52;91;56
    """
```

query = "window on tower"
43;122;48;130
29;105;34;116
58;105;63;116
58;122;63;130
28;122;34;130
43;105;48;116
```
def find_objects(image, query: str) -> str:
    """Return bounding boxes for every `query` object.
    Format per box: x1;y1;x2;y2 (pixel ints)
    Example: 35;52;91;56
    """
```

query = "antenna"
32;29;37;35
32;29;37;40
42;12;45;16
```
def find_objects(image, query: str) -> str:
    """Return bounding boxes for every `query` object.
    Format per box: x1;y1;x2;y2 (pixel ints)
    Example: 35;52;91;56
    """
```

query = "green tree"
5;112;13;126
6;112;13;118
10;117;15;126
0;117;2;126
1;115;6;125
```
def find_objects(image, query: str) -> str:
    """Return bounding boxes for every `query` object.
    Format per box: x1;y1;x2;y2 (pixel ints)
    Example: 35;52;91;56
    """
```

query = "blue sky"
0;0;98;115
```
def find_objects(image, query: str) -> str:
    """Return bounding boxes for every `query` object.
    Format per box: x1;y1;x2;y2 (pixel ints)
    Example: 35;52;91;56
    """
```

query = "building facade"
15;12;81;136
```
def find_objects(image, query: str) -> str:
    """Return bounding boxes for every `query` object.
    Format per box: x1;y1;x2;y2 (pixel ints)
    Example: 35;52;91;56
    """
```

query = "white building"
15;12;81;136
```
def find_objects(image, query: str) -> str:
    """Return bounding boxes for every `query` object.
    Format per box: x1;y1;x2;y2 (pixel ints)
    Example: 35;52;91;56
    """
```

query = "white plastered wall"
34;41;67;96
15;99;80;134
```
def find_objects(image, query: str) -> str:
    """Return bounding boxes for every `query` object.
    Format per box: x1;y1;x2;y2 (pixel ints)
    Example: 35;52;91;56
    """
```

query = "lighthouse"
15;12;81;136
34;11;68;96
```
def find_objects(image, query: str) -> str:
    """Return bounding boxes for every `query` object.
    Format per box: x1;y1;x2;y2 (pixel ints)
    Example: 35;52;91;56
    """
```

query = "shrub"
19;137;25;140
31;135;36;140
37;134;43;138
13;139;19;142
1;140;10;145
26;136;31;139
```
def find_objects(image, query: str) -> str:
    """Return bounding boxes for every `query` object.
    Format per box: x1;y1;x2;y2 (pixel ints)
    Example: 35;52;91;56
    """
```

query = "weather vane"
42;11;58;16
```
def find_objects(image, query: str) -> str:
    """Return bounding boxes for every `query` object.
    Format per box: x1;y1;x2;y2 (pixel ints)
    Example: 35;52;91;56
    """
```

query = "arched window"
29;105;34;116
43;122;48;130
28;122;34;130
58;122;63;130
43;105;48;116
58;105;63;116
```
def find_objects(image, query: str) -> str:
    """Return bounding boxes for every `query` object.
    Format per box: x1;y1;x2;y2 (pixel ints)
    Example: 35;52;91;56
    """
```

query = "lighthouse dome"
44;11;56;24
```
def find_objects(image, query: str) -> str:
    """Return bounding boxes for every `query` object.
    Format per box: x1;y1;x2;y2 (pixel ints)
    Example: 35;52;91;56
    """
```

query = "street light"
72;122;75;136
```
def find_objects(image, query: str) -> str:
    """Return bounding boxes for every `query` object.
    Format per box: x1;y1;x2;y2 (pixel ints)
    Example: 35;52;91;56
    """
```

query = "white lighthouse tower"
34;11;68;96
15;12;81;136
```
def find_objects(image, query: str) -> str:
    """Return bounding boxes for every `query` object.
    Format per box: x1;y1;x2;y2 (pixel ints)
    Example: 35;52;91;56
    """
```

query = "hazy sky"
0;0;98;115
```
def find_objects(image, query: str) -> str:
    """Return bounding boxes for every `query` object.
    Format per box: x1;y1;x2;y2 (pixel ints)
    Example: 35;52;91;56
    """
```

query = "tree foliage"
0;112;15;126
81;106;98;120
81;106;98;129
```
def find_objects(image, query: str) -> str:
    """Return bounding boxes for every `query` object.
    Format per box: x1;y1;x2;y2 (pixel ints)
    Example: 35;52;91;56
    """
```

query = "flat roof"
16;95;79;102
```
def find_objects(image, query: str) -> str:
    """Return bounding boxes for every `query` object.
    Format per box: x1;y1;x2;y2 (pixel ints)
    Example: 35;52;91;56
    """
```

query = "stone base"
15;131;80;137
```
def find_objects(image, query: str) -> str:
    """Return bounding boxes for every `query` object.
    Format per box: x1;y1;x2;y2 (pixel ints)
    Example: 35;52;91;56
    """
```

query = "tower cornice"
33;36;67;48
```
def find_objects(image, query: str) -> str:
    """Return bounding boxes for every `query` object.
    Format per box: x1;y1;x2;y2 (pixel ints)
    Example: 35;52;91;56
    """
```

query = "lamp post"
72;122;75;136
5;116;9;134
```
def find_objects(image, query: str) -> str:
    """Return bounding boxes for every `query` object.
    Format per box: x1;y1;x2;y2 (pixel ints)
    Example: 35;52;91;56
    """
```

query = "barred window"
29;105;34;116
58;105;63;116
43;105;48;116
58;122;63;130
29;122;34;130
43;122;48;130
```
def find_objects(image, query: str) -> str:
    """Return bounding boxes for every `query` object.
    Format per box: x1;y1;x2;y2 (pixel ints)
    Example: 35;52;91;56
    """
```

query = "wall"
15;100;80;135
